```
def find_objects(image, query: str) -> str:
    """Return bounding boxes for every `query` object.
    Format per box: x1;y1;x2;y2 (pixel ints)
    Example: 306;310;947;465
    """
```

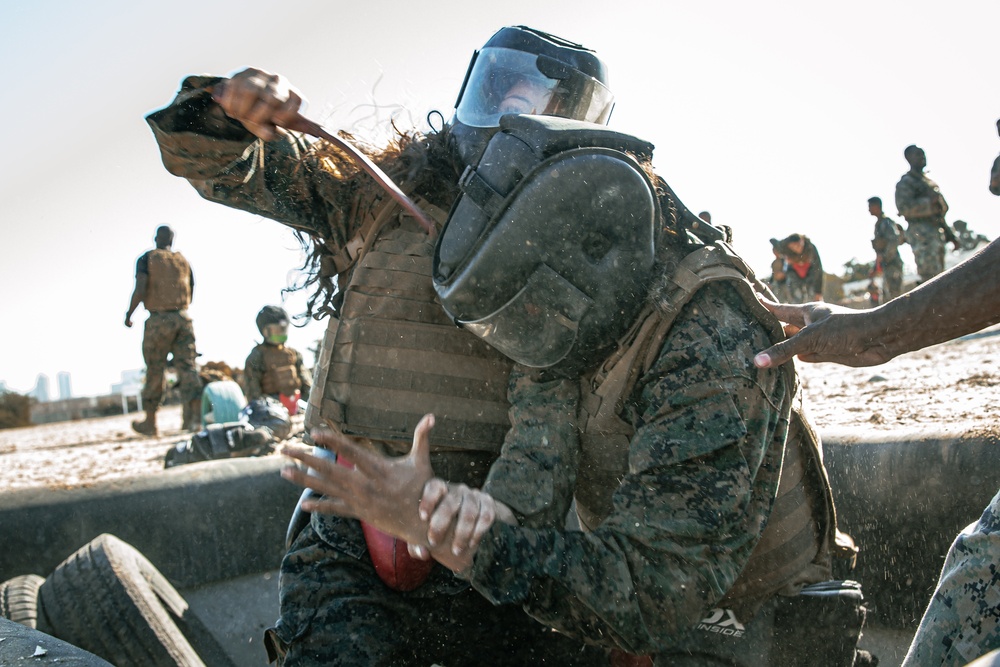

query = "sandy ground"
0;406;303;492
1;325;998;493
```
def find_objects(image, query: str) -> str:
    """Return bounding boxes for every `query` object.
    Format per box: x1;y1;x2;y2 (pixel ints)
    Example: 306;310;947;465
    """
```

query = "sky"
1;0;998;398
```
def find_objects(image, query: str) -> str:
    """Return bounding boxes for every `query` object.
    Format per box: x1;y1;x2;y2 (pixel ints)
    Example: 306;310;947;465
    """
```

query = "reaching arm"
990;154;1000;197
124;266;148;328
755;238;1000;368
243;347;264;401
145;71;360;246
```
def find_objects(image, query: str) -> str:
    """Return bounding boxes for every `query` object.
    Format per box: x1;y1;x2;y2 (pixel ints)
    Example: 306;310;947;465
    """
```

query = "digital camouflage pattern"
902;488;1000;667
895;171;948;283
268;518;607;666
147;77;597;665
140;310;199;405
476;280;790;660
149;76;803;665
872;214;905;301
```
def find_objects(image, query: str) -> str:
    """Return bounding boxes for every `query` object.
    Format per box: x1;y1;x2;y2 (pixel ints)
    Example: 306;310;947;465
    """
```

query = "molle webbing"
260;345;300;396
317;204;513;453
144;249;191;312
578;242;838;609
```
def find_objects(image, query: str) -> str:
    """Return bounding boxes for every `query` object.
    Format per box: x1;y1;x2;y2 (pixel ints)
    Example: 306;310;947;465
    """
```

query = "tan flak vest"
576;241;853;616
260;345;301;396
144;249;192;312
304;198;514;454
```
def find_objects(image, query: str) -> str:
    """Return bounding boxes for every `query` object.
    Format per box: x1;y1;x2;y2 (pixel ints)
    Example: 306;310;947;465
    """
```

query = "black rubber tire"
37;533;236;667
0;574;45;628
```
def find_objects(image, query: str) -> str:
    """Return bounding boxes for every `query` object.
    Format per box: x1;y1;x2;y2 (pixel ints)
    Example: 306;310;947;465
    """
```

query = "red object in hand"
336;456;434;591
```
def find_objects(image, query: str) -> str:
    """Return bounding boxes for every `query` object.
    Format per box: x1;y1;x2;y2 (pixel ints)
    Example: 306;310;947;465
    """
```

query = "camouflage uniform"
895;171;947;283
772;236;823;303
475;279;795;664
872;214;905;302
147;76;603;666
901;489;1000;667
244;343;312;402
135;252;200;406
147;76;820;666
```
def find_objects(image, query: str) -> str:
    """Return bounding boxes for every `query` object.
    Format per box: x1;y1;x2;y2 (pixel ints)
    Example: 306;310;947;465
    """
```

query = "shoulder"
135;251;152;273
246;344;266;361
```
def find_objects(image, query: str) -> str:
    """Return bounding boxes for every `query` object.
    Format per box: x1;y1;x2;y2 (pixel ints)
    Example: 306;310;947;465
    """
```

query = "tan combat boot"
131;407;158;437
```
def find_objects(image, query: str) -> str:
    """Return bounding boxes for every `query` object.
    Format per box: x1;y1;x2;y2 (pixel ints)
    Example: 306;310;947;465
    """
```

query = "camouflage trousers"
906;221;945;283
141;310;199;405
901;488;1000;667
265;515;606;666
879;258;904;302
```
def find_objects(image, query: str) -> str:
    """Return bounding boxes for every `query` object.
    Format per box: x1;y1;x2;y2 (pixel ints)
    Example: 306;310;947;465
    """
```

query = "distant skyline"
2;0;998;397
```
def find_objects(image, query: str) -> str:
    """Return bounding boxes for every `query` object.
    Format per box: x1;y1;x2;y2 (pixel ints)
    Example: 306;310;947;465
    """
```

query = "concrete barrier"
2;424;998;633
823;424;1000;628
0;456;299;589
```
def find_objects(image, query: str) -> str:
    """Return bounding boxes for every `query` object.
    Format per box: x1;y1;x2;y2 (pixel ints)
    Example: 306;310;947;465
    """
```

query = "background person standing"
895;144;959;284
124;225;201;435
868;196;905;302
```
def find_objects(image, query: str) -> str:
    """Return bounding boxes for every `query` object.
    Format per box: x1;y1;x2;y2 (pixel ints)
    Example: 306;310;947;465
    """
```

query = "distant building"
29;374;50;403
57;372;72;400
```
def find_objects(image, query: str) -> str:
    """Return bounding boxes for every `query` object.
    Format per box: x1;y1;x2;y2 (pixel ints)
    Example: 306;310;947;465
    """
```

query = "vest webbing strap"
314;200;513;453
577;241;841;613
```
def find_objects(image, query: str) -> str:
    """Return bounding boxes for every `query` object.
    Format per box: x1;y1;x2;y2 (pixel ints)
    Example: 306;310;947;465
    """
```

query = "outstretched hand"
280;414;437;548
753;297;894;368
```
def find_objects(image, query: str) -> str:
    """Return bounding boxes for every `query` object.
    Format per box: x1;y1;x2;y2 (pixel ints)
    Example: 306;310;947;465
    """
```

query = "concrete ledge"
0;456;299;588
822;424;1000;628
2;425;998;633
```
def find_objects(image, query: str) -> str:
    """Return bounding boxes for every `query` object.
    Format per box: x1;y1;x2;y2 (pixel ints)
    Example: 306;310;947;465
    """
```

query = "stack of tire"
0;533;234;666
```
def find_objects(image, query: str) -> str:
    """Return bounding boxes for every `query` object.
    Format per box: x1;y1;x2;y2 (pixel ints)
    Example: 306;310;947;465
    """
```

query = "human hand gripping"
211;68;304;141
280;414;437;548
408;480;517;574
753;298;893;368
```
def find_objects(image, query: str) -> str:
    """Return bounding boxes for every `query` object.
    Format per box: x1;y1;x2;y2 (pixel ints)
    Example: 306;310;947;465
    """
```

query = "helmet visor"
456;47;614;128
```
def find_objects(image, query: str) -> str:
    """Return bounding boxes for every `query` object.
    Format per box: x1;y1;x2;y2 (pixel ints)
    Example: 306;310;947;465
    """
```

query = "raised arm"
145;70;358;244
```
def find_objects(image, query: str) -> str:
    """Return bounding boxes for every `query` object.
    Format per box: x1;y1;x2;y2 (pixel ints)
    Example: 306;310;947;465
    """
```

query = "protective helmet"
256;306;289;344
449;26;615;165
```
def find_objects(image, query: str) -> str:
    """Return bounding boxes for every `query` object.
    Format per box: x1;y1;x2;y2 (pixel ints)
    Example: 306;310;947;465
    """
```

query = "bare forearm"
871;239;1000;355
990;154;1000;196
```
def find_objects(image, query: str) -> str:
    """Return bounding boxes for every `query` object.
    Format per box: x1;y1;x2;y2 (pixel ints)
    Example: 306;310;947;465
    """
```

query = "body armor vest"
577;241;845;616
305;199;514;454
144;249;191;312
259;345;301;396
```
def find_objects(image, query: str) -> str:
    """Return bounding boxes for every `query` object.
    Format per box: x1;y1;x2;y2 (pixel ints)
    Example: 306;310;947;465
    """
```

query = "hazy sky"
1;0;997;397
